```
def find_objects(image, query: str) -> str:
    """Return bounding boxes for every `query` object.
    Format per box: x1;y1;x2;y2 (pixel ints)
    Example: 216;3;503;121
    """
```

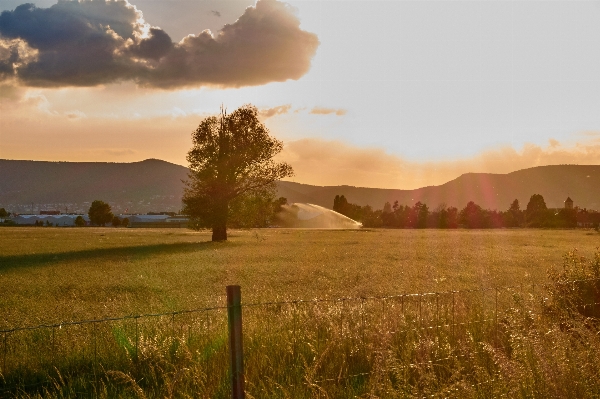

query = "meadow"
1;227;599;398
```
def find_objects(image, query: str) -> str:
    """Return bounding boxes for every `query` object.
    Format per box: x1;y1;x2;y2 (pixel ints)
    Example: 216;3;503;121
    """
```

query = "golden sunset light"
2;2;600;396
2;0;599;188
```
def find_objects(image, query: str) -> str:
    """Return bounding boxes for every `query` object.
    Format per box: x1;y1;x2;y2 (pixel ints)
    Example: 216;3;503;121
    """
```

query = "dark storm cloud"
0;1;143;86
0;0;319;88
128;27;173;61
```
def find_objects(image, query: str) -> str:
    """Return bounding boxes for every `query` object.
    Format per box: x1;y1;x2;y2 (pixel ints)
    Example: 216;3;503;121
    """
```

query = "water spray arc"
274;203;362;229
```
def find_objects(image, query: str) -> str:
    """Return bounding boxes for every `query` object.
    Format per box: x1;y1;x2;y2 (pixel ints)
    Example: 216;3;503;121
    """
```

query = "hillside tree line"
333;194;598;229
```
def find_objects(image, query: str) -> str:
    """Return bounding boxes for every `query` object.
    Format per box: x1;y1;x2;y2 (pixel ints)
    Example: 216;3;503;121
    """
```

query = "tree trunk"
212;223;227;241
212;200;228;241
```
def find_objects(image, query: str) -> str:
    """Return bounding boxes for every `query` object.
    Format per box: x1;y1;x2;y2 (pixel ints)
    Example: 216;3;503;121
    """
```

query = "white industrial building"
122;214;188;228
11;214;90;226
129;215;171;223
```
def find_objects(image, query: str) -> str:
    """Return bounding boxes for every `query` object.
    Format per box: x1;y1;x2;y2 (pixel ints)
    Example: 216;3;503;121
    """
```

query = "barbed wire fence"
1;278;599;398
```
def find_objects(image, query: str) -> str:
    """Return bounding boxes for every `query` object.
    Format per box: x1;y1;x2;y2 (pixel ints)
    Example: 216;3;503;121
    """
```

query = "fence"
1;279;599;398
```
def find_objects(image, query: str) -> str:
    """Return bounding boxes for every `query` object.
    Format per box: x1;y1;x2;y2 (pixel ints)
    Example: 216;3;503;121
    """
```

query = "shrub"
546;248;600;319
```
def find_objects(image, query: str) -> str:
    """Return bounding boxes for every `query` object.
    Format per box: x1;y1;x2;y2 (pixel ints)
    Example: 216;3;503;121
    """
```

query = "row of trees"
333;194;595;229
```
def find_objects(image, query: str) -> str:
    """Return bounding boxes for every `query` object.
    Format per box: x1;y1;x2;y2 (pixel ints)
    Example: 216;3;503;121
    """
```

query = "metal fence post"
227;285;245;399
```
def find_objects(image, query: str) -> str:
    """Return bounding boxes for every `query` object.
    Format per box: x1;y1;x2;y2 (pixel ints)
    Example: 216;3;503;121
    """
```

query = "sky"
1;0;600;189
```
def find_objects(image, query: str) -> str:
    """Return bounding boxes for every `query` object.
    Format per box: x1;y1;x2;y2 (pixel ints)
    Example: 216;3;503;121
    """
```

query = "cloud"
280;138;600;189
0;0;319;88
211;10;221;17
168;106;188;118
0;82;22;101
65;110;86;120
309;107;347;116
21;91;52;113
259;104;291;119
128;27;173;61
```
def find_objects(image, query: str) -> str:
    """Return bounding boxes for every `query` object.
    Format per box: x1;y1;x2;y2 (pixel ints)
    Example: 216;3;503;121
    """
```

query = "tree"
0;208;8;218
88;200;114;226
381;201;395;227
556;208;577;228
333;195;350;215
182;105;293;241
526;194;548;227
274;197;288;212
414;202;429;228
228;191;285;228
434;203;451;228
122;217;130;228
460;201;485;228
509;199;520;213
74;216;86;227
112;216;121;227
504;199;524;227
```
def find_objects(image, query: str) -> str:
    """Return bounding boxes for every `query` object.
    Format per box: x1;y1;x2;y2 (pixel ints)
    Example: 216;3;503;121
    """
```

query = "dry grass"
1;227;599;397
1;227;598;329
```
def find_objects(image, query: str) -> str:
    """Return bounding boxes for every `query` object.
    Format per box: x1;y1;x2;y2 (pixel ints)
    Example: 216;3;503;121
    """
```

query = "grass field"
1;227;598;329
1;227;599;398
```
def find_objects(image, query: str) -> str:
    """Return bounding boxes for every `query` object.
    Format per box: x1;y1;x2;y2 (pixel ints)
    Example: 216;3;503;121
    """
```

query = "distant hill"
0;159;598;213
0;159;189;213
279;165;600;211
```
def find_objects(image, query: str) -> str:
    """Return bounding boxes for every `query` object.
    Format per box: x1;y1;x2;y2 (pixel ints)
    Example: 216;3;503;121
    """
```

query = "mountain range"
0;159;598;213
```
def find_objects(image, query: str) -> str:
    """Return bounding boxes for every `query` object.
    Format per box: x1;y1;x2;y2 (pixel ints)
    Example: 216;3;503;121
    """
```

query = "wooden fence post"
227;285;245;399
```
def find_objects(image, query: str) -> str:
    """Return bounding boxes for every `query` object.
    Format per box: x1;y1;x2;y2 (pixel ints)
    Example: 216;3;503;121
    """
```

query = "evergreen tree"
525;194;548;227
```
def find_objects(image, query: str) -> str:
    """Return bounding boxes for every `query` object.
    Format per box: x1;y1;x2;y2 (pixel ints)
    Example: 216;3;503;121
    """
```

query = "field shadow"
0;241;220;271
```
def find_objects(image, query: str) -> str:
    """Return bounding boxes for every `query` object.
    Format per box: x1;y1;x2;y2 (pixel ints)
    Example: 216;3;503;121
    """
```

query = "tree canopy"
526;194;548;227
88;200;114;226
74;215;86;227
182;104;293;241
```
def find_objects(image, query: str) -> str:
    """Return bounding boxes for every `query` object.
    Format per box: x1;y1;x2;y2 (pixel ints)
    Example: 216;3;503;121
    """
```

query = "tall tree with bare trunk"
183;104;293;241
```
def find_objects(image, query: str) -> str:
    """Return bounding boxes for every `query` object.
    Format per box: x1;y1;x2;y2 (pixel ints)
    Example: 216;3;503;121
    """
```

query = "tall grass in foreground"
2;290;600;396
2;249;600;398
